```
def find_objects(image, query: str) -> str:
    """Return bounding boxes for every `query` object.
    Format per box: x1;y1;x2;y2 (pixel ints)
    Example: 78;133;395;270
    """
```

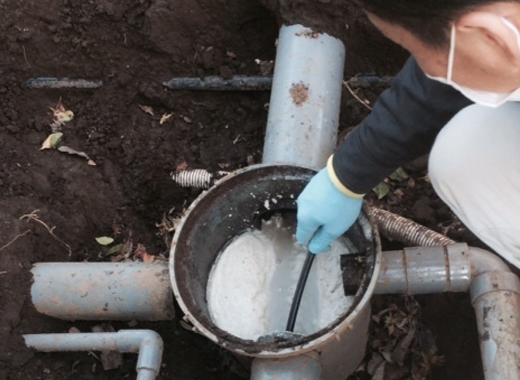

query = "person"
296;0;520;268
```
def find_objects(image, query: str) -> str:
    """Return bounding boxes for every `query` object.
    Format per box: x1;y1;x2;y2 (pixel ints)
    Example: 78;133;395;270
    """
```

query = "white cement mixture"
207;216;355;341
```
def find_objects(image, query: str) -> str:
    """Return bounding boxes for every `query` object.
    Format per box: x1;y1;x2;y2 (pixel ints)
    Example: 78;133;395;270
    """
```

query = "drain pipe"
30;262;174;321
375;244;520;380
248;23;346;380
251;353;322;380
23;330;164;380
261;24;345;170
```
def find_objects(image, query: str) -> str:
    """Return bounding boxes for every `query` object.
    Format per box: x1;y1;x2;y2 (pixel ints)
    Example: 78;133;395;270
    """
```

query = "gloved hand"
296;166;363;254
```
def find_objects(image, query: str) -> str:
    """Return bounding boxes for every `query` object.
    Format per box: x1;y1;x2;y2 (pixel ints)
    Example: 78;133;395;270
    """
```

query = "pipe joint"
117;330;164;375
375;244;472;295
251;353;322;380
470;271;520;304
468;247;511;276
23;330;164;380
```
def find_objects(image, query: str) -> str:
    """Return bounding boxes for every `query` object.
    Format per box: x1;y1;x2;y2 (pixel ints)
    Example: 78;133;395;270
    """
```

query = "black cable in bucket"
286;251;315;332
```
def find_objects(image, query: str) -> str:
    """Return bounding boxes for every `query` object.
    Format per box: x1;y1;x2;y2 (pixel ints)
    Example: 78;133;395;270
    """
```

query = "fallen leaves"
95;236;114;246
40;132;63;150
139;104;154;116
40;98;96;166
133;243;155;263
49;97;74;131
57;146;97;166
139;105;176;125
156;206;184;249
95;229;165;263
353;297;445;380
372;167;410;200
160;112;173;125
175;161;188;173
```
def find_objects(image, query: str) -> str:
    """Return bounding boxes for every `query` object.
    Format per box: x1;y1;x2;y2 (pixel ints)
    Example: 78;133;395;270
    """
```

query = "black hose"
163;74;394;92
286;251;316;332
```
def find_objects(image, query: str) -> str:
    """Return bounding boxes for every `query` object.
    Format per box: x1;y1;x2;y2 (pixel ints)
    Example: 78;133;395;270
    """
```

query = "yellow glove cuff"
327;156;365;199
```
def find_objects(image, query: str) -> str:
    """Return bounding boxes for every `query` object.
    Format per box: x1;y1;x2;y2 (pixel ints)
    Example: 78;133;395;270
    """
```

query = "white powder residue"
207;216;355;341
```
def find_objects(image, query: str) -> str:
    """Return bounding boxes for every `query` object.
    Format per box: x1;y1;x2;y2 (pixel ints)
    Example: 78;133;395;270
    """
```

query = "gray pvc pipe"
31;262;174;321
374;244;471;295
375;244;520;380
262;24;345;170
24;330;163;380
251;353;322;380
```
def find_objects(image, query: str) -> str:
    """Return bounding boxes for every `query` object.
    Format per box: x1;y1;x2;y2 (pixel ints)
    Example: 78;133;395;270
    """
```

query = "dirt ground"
0;1;492;379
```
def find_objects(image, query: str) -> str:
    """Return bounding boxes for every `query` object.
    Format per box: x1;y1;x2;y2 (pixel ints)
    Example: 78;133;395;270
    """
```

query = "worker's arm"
297;56;472;254
333;56;472;194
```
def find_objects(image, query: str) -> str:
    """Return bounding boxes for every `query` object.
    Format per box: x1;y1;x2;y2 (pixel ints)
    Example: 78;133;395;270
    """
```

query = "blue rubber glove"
296;168;363;254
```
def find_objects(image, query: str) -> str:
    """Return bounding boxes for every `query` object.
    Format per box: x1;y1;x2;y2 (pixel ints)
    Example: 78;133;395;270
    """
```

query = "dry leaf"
95;236;114;246
176;161;188;173
57;146;96;165
139;104;154;116
105;244;123;256
133;243;155;262
40;132;63;150
160;113;173;125
55;110;74;123
392;328;417;366
389;167;410;182
373;182;390;200
49;98;74;126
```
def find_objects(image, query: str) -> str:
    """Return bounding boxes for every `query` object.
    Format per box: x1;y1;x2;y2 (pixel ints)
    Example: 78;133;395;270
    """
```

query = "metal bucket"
169;165;381;379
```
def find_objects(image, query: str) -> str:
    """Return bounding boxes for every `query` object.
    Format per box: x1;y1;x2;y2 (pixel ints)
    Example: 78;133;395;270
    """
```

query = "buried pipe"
372;212;520;380
375;244;520;380
162;74;393;92
26;78;103;89
251;353;322;380
261;24;346;170
30;262;174;321
163;75;273;91
24;330;163;380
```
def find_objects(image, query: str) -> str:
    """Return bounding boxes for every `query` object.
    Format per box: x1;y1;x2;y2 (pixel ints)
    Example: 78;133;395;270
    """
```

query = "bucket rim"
169;164;382;357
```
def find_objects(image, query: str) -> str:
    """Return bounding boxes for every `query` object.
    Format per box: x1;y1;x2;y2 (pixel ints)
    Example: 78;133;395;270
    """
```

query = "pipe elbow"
468;247;510;277
117;330;163;350
117;330;164;374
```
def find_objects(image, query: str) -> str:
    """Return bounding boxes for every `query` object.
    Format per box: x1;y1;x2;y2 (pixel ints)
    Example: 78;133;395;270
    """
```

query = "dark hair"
353;0;507;48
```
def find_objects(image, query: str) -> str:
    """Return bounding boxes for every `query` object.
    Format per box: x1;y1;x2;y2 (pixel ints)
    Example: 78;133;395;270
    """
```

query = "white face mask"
426;17;520;108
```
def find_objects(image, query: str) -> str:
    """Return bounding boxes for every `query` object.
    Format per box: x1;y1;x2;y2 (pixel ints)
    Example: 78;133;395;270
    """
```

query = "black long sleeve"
333;56;473;194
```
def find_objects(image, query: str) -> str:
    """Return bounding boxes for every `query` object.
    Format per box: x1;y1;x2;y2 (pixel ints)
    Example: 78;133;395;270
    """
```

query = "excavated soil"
0;1;496;379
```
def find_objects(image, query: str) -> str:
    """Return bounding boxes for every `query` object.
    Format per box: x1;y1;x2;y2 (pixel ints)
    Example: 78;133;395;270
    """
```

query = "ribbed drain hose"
369;207;455;247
